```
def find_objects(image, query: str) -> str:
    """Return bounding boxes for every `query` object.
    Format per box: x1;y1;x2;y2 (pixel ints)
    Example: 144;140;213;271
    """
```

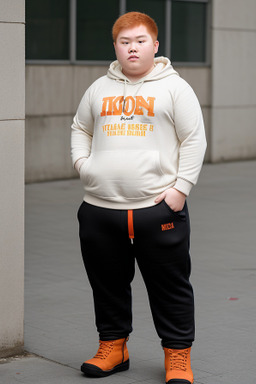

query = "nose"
129;43;137;53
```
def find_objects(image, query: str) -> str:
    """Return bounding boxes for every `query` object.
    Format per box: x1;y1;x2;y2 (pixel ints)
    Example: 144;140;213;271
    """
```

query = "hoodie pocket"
80;150;167;201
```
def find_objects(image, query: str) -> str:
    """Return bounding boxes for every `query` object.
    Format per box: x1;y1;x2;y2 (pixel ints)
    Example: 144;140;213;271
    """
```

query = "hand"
155;188;186;212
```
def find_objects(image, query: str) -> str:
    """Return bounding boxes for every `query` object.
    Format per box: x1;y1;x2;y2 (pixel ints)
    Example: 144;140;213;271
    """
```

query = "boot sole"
81;359;130;377
166;380;193;384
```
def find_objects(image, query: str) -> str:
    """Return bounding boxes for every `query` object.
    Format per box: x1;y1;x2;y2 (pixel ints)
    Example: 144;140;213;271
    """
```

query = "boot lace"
168;349;188;371
94;341;115;360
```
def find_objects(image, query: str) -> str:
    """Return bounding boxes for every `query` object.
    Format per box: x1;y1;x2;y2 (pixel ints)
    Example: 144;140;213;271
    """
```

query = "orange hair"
112;11;158;42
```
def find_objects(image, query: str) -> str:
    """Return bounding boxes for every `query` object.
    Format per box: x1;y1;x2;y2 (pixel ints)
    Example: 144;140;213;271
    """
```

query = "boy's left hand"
155;188;186;212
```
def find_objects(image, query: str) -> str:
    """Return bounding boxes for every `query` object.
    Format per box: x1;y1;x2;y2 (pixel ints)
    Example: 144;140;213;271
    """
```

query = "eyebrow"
119;34;148;40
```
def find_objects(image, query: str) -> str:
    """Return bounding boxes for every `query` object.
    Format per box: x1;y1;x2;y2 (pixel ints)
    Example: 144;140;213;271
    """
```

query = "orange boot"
164;347;193;384
81;338;129;377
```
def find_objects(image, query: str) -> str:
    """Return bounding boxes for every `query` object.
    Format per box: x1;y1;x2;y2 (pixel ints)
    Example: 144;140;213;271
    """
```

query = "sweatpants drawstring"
128;210;134;244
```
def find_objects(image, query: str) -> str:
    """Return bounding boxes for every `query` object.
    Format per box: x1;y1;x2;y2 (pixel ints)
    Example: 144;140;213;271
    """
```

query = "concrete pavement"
1;160;256;383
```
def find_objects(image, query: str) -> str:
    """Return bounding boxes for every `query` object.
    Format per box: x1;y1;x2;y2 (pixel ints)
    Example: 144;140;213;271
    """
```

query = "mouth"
128;55;139;61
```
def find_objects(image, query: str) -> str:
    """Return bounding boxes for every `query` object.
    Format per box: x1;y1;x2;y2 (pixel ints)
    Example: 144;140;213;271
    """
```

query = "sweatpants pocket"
162;200;187;221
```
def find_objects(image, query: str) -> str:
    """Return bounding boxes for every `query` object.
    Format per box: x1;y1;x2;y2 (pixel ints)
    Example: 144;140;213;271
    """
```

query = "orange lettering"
123;96;135;116
135;96;155;116
100;96;115;116
101;95;155;117
113;96;124;115
161;222;175;231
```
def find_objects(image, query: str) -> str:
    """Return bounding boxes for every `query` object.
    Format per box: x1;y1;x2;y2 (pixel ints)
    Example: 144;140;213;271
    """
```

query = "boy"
71;11;206;384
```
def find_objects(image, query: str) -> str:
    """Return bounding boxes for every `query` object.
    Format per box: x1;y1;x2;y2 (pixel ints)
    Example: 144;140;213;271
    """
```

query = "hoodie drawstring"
122;80;145;114
122;79;127;113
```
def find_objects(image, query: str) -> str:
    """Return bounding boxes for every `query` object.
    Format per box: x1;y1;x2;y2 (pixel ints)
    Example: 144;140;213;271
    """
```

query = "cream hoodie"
71;57;207;209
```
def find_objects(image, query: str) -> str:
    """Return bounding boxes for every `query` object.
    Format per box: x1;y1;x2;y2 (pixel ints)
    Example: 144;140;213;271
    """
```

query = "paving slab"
2;161;256;384
0;355;135;384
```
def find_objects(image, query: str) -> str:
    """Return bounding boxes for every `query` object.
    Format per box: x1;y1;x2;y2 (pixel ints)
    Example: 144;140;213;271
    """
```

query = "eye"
138;40;145;44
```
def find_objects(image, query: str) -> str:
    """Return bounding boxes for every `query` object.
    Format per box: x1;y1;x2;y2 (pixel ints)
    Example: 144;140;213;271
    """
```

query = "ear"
154;40;159;54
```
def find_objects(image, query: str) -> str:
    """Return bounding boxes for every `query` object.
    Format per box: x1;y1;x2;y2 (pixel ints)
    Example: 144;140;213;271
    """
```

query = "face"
114;25;159;82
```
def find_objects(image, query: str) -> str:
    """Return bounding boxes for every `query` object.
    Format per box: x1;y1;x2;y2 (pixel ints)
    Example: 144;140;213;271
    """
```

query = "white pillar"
0;0;25;357
211;0;256;161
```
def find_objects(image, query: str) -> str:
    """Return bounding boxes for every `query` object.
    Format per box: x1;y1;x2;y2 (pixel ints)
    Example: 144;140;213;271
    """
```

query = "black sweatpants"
77;200;195;349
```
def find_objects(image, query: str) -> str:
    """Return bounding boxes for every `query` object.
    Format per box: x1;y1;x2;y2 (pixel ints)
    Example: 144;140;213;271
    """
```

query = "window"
26;0;70;60
25;0;209;64
171;1;207;62
76;0;119;61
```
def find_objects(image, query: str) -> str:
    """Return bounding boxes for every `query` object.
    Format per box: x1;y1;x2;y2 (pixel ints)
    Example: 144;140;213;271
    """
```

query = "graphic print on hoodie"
71;57;207;209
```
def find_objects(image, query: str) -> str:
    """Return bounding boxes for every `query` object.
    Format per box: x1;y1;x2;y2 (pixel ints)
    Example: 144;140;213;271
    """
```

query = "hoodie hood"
107;56;179;84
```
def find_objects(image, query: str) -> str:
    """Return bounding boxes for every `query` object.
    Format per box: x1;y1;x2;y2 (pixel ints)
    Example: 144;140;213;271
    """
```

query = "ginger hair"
112;11;158;42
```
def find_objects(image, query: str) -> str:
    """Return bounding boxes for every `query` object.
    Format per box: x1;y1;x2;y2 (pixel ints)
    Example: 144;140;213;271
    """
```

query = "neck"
122;64;155;82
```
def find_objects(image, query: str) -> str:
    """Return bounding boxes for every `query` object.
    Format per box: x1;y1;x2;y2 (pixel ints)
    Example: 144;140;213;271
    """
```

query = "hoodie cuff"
73;157;87;171
173;178;194;197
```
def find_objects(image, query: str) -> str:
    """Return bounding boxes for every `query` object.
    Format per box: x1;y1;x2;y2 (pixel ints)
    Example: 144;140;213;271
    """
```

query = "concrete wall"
25;65;211;182
211;0;256;162
178;67;211;162
0;0;25;357
25;0;256;179
25;65;107;182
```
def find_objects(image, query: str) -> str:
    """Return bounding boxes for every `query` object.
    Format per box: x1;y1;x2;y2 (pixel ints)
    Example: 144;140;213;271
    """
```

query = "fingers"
154;191;166;204
155;188;186;211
